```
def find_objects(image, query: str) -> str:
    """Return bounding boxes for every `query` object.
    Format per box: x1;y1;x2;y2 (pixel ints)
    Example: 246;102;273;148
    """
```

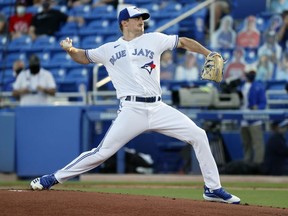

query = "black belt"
125;96;161;103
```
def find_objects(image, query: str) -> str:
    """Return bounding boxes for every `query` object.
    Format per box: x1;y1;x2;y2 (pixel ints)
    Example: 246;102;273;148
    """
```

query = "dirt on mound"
1;190;287;216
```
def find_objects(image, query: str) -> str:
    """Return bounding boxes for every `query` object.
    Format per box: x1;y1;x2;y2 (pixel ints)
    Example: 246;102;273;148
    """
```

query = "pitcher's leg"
55;105;148;183
150;103;220;189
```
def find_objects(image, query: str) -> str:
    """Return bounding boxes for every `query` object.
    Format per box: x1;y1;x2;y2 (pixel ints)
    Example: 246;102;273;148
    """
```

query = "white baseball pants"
55;99;221;189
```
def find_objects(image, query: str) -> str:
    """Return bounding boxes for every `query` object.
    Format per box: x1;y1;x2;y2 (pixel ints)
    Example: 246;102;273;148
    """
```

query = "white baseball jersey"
13;68;56;106
85;32;178;98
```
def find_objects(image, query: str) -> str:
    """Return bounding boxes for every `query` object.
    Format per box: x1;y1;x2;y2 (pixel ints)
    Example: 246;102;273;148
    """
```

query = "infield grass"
1;180;287;209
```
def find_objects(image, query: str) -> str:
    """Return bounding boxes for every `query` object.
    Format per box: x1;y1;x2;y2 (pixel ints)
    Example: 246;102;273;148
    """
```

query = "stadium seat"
0;68;15;91
50;68;67;82
30;35;57;52
81;35;104;49
3;52;26;69
88;5;116;20
25;5;41;14
56;21;80;38
49;52;71;67
78;20;110;36
0;35;7;51
7;35;32;52
68;4;91;19
0;5;14;17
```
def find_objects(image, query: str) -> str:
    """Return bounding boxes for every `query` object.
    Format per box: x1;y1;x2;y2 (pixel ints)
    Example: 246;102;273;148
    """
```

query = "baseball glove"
201;52;224;83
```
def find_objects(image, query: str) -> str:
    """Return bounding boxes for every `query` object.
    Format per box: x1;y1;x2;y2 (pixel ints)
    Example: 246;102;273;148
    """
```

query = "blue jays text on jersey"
109;48;155;65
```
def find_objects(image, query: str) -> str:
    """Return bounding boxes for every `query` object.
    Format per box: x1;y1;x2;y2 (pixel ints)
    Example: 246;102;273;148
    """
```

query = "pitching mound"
1;190;287;216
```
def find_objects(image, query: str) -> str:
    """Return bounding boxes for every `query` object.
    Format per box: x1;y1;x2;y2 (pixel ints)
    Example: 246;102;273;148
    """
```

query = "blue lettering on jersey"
109;50;126;65
132;48;154;59
109;48;154;65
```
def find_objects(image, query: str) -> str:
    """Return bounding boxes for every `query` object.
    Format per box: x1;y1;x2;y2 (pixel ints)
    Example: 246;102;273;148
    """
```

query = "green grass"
1;180;288;208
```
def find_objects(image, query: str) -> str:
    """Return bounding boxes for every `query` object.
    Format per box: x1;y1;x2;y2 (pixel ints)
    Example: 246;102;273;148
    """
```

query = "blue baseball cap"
118;6;150;25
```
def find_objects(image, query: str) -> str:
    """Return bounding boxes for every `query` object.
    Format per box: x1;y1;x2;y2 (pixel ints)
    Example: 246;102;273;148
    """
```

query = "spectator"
224;47;246;80
175;52;200;81
28;0;84;40
0;13;8;36
258;30;282;65
269;0;288;14
12;54;56;106
277;10;288;50
256;52;274;81
275;51;288;80
263;120;288;176
240;65;267;165
265;14;283;34
204;0;231;32
13;59;25;77
210;15;236;49
236;16;260;49
160;50;176;81
9;0;33;40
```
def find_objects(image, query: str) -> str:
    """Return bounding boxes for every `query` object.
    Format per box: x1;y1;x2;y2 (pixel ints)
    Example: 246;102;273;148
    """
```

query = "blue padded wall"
15;106;83;177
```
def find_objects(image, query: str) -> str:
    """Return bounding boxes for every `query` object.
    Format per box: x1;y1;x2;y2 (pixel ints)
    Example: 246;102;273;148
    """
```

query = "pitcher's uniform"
53;32;221;189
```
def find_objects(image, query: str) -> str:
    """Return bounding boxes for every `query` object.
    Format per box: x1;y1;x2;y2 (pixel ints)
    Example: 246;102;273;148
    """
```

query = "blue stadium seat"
25;5;41;14
30;35;57;52
7;35;32;52
0;35;7;51
56;21;80;37
244;48;258;64
57;67;91;92
78;20;108;36
0;69;15;91
0;6;14;17
51;5;68;13
81;35;104;49
3;52;27;69
50;68;67;82
49;52;79;69
88;5;116;20
68;4;92;19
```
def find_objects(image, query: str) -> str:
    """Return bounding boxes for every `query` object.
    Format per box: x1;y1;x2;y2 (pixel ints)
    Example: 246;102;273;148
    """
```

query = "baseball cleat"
30;174;58;190
203;185;240;204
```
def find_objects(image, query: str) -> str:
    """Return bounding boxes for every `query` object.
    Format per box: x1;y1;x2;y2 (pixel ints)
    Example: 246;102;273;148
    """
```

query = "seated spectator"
236;16;260;49
0;13;7;36
269;0;288;14
224;47;246;80
277;10;288;50
210;15;236;49
258;30;282;65
175;52;199;81
29;0;84;40
256;52;274;81
265;14;283;34
9;0;33;40
263;120;288;176
275;51;288;80
160;50;176;81
12;54;56;106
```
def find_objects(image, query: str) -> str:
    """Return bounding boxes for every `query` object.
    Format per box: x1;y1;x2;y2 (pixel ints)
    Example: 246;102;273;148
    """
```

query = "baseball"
61;37;72;50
